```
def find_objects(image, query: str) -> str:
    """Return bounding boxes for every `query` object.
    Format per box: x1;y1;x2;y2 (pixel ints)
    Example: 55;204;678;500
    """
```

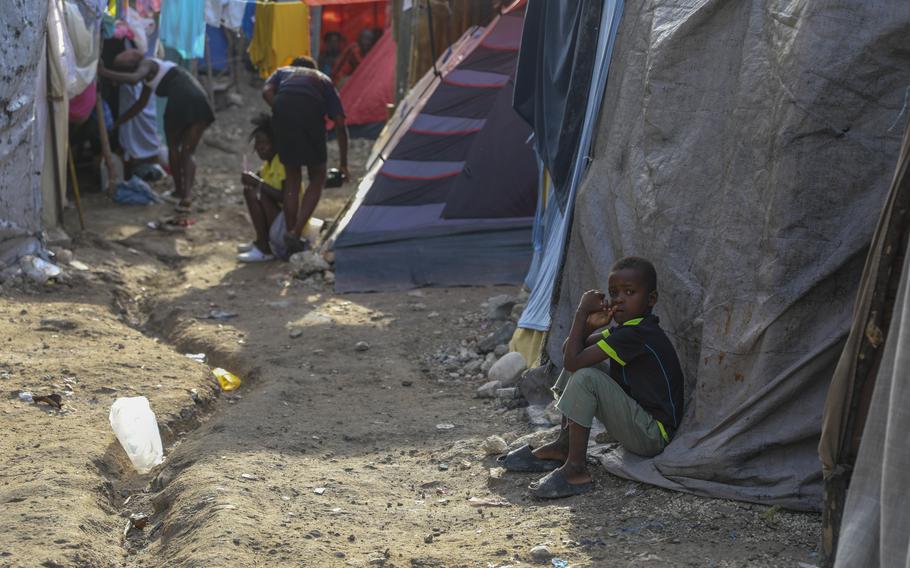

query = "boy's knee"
564;367;604;396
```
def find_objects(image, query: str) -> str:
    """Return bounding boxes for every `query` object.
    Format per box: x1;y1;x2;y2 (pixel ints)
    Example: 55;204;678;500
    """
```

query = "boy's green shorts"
552;366;668;457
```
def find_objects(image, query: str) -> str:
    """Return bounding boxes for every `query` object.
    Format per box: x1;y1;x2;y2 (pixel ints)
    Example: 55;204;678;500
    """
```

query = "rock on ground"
486;294;518;320
290;251;330;276
489;352;527;386
477;380;501;398
478;322;516;353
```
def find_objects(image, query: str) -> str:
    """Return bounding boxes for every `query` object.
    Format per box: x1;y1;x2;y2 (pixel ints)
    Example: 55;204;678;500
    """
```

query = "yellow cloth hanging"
248;2;310;79
508;327;548;369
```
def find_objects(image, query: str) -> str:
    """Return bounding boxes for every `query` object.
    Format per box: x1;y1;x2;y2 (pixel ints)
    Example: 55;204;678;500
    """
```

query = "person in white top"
99;51;214;212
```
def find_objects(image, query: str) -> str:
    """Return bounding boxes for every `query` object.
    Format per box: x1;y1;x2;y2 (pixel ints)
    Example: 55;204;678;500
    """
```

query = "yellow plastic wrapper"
212;368;241;391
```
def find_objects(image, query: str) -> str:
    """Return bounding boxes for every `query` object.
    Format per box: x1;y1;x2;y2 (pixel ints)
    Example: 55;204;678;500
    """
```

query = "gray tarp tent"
0;2;50;269
545;0;910;510
819;118;910;565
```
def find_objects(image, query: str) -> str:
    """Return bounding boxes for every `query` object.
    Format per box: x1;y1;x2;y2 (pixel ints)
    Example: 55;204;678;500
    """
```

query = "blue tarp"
516;0;625;332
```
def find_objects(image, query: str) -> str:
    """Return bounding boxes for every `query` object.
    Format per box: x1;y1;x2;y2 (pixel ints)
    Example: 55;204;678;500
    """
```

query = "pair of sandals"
497;444;594;498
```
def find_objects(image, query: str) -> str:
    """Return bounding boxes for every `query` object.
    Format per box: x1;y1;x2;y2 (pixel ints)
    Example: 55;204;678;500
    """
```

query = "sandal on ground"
528;469;594;499
174;201;193;214
497;444;562;473
237;245;275;263
147;217;194;232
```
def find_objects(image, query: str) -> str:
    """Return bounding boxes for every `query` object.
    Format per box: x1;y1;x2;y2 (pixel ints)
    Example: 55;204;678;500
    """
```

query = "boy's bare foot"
556;462;593;486
531;432;570;462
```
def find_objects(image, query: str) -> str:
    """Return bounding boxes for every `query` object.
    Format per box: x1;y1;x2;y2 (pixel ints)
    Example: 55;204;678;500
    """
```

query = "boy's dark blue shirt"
596;313;684;431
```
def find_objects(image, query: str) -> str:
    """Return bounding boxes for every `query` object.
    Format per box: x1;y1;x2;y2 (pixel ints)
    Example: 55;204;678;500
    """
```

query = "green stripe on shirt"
597;339;626;366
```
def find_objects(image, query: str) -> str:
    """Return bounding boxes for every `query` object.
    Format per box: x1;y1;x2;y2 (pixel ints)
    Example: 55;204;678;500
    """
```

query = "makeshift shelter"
819;117;910;565
327;3;536;292
337;28;395;138
516;0;910;511
1;0;80;270
392;0;497;100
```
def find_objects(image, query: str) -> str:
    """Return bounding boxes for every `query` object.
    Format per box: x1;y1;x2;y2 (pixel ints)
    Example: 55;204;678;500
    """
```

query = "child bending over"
499;256;684;498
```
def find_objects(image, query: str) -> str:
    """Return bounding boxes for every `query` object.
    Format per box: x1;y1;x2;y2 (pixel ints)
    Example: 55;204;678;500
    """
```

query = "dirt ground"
0;82;821;568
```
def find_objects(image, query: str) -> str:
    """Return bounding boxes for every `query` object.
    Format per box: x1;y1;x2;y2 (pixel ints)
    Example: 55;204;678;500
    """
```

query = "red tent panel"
338;29;395;126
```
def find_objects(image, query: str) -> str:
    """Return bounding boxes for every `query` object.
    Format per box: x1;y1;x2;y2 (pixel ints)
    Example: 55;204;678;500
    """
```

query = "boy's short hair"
611;256;657;293
291;55;317;69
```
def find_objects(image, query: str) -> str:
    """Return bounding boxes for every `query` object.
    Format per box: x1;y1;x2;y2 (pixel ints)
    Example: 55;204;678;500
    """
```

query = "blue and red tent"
327;3;537;292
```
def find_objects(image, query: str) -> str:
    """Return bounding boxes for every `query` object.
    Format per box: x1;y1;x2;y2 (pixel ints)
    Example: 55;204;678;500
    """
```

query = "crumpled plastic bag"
113;176;163;205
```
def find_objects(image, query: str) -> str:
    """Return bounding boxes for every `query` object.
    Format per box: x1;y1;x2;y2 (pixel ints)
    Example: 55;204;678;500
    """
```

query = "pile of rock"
289;251;335;286
476;351;526;400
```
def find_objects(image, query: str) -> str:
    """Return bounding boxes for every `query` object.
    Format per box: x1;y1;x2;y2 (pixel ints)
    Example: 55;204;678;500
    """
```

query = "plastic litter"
18;391;34;403
19;255;62;283
212;368;241;391
552;558;569;568
113;176;162;205
132;163;166;182
109;396;164;474
34;393;63;409
185;353;206;363
467;496;511;507
207;309;238;321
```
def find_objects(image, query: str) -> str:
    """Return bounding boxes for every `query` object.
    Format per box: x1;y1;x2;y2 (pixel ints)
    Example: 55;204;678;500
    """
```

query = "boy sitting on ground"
499;256;684;498
237;114;284;263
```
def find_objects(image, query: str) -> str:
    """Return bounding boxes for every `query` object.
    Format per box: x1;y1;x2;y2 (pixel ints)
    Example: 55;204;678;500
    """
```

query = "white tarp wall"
0;1;51;268
550;0;910;510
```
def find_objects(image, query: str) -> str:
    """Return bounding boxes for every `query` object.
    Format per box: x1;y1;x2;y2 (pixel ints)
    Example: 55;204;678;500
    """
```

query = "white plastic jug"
109;396;164;474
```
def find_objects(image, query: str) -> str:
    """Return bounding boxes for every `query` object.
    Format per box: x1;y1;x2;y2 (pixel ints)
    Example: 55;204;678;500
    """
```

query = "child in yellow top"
238;114;285;262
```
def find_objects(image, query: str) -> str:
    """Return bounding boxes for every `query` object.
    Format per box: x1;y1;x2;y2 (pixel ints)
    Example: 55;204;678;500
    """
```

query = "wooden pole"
94;96;117;197
226;30;237;92
66;144;86;230
204;33;216;109
45;31;65;227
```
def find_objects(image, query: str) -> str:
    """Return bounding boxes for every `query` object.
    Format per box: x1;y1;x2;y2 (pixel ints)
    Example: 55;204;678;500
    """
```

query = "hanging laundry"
223;0;246;31
160;0;206;60
204;0;224;27
73;0;106;29
63;0;102;96
135;0;161;18
241;0;255;40
123;7;155;54
205;0;243;30
248;2;310;79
